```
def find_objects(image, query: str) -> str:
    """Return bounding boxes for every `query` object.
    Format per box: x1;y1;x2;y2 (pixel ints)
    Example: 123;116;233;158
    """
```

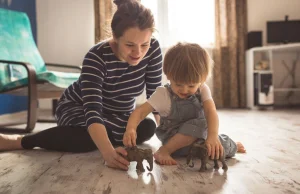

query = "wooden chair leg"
0;61;38;133
0;93;37;133
25;81;38;132
0;91;37;133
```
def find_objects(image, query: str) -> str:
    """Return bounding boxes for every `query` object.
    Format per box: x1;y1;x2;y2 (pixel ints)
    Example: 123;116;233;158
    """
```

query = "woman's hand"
87;123;129;170
205;136;223;160
123;128;137;147
102;147;130;170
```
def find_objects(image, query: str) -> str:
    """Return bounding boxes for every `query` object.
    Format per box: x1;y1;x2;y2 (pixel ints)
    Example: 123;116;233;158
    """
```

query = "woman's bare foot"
0;134;24;151
236;142;246;153
153;146;177;165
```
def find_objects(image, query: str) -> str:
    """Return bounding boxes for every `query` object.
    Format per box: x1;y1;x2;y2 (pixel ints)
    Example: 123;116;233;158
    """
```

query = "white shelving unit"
246;43;300;109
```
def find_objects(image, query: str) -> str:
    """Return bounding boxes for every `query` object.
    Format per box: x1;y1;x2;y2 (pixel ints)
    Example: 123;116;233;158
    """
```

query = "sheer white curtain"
137;1;215;104
142;0;215;51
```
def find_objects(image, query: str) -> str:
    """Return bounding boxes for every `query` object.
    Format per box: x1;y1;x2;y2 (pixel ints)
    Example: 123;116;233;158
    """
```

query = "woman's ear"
112;33;118;44
166;75;171;81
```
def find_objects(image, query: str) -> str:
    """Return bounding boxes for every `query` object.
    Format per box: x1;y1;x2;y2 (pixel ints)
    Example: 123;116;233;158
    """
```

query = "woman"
0;0;162;171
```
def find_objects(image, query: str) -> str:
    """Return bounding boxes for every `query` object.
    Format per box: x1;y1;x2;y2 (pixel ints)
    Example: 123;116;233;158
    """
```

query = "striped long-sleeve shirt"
55;38;162;142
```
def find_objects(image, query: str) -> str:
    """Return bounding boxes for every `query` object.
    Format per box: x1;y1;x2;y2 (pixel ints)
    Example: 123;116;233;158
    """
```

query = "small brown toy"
186;142;228;172
124;146;153;172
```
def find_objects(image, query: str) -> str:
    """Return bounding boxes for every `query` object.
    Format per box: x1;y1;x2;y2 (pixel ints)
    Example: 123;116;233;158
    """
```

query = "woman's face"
114;27;152;66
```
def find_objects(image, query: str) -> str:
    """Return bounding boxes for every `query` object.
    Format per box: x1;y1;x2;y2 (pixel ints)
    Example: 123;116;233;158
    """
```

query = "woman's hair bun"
113;0;134;9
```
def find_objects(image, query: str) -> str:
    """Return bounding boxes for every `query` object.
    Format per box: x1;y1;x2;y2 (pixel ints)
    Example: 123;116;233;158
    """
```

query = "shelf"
246;43;300;109
274;88;300;92
253;70;272;73
248;43;300;52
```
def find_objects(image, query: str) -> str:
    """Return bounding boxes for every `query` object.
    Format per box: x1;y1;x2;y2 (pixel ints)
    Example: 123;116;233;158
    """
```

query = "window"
142;0;215;49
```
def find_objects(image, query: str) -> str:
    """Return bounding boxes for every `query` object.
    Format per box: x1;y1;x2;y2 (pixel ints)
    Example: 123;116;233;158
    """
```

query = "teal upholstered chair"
0;8;81;132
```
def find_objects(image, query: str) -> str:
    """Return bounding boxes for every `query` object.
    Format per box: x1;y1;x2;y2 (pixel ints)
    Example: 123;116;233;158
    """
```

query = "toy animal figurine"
186;142;228;172
124;146;153;172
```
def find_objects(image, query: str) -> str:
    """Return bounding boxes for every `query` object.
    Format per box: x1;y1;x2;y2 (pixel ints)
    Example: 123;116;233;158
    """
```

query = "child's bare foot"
0;134;24;151
154;146;177;165
236;142;246;153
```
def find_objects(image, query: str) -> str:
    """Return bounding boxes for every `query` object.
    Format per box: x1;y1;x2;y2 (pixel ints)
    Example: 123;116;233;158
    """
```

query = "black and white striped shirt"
55;38;162;142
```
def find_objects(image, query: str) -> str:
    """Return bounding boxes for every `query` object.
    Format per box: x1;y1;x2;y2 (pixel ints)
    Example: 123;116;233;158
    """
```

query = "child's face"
169;79;201;99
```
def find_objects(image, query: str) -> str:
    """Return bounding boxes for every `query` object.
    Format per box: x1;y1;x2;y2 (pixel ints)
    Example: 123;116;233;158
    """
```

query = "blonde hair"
163;42;213;84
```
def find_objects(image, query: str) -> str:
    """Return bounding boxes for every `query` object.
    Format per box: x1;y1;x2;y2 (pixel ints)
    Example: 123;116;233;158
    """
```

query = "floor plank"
1;109;300;194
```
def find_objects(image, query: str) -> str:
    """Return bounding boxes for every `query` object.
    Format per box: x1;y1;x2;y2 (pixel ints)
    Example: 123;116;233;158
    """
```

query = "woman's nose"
133;46;141;56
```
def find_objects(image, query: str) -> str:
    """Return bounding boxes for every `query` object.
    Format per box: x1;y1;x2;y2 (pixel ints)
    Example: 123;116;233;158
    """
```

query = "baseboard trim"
0;111;27;126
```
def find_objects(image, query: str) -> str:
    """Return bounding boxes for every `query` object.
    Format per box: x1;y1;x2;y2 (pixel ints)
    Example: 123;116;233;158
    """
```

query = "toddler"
123;42;246;165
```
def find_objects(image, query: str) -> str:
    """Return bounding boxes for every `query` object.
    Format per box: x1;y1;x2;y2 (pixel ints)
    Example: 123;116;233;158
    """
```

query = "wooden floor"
1;109;300;194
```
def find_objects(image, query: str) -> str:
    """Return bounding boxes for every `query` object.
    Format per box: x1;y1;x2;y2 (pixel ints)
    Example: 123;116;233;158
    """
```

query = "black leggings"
21;118;156;153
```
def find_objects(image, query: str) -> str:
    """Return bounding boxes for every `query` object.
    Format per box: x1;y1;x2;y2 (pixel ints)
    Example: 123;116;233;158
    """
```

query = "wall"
0;0;37;43
36;0;94;108
247;0;300;46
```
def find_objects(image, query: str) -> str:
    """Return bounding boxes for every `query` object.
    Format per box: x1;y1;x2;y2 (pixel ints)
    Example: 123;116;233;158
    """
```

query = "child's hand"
123;128;137;147
102;147;130;170
205;136;224;160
